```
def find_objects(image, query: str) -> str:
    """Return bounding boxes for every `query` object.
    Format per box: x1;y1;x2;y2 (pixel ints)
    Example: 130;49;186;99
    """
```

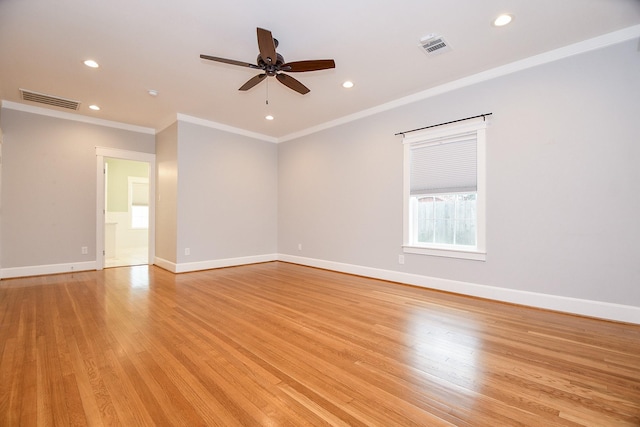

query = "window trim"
402;117;487;261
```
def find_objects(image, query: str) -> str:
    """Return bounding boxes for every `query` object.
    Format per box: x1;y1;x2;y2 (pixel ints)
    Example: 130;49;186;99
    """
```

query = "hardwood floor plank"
1;262;640;426
67;337;106;426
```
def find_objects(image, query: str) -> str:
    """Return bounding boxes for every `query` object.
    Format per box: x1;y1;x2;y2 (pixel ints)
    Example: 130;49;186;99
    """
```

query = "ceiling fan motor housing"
257;53;285;75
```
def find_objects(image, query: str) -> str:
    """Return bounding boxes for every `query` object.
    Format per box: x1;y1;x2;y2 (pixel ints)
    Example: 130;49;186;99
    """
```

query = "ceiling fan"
200;28;335;95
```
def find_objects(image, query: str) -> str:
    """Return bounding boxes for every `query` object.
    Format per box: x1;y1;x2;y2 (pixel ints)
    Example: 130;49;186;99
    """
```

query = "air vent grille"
419;34;452;56
20;89;81;110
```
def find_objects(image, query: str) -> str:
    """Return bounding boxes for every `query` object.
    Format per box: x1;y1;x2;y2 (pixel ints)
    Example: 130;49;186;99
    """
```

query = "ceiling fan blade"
276;73;310;95
257;28;277;64
281;59;336;72
200;54;259;69
239;74;267;91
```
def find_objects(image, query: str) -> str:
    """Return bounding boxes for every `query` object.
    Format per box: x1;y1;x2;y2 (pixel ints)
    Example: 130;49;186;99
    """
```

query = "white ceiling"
1;0;639;139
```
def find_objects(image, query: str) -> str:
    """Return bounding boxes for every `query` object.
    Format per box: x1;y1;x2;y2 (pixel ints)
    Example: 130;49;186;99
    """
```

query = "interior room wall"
155;122;179;264
0;108;155;271
174;121;278;266
278;39;640;310
0;39;637;322
0;121;3;270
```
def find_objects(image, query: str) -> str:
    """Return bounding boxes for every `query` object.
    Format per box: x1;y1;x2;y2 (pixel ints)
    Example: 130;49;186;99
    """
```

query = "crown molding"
3;25;638;142
0;100;155;134
176;113;279;143
278;24;640;143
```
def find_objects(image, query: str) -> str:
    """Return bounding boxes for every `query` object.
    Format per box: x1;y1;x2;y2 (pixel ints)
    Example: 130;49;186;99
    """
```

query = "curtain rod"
395;113;492;136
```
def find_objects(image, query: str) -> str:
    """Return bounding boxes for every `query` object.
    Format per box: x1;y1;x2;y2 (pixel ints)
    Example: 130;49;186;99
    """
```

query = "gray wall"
1;39;638;311
0;112;278;270
0;109;155;268
175;121;278;264
155;122;178;263
278;40;640;307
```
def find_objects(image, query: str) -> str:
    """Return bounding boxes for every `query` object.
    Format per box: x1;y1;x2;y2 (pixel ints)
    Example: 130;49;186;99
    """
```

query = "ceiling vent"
20;89;81;110
419;34;452;56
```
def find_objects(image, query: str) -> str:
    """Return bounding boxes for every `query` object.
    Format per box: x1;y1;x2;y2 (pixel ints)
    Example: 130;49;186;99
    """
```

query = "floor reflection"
128;265;151;289
406;308;484;394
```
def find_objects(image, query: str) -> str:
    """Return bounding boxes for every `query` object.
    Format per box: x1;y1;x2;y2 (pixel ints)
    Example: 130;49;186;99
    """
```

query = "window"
403;117;487;260
129;177;149;229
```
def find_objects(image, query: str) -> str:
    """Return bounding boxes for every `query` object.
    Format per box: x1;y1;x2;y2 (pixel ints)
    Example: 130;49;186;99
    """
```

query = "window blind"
410;134;477;195
131;182;149;206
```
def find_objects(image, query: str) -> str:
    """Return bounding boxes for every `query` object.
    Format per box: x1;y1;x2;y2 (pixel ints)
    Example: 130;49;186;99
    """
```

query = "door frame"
96;147;156;270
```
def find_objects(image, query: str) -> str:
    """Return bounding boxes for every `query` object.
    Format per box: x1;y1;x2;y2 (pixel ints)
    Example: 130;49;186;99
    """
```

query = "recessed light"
493;14;513;27
148;89;158;96
89;105;100;111
342;81;354;89
265;115;274;121
84;59;99;68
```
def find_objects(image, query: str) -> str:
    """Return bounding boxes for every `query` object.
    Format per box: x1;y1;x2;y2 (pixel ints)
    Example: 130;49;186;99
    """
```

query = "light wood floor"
1;262;639;426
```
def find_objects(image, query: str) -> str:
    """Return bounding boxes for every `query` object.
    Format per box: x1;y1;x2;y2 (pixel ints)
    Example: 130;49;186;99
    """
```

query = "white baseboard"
4;254;638;324
155;253;278;274
278;254;640;325
0;261;97;279
153;257;178;273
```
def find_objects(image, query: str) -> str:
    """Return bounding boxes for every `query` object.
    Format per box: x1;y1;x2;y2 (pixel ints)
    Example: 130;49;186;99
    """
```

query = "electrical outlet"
298;243;302;251
185;248;190;256
81;246;88;255
398;255;405;265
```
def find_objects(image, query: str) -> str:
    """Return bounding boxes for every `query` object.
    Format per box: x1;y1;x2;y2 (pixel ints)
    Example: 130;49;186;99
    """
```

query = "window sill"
403;245;486;261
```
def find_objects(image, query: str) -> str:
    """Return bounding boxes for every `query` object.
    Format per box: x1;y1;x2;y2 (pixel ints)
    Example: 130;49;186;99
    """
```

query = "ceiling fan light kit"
200;27;336;95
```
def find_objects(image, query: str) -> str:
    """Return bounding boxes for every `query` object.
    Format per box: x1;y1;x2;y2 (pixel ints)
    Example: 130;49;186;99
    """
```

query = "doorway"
96;147;155;270
104;158;149;267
